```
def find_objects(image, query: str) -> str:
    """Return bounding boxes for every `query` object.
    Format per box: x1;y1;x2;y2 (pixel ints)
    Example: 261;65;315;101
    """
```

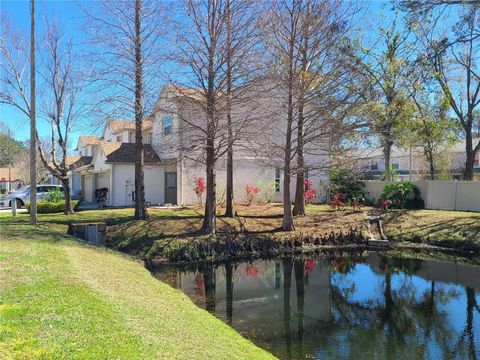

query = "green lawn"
0;214;275;360
383;209;480;251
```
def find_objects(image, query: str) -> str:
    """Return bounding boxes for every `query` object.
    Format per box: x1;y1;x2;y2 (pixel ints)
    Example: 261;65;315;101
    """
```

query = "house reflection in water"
153;253;480;360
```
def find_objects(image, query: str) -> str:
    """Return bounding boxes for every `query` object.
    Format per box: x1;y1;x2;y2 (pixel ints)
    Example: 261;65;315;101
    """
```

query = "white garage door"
83;174;93;202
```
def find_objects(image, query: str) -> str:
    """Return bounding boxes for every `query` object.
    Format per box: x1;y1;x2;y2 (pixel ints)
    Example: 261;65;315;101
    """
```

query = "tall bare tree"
291;0;357;215
170;0;260;233
0;4;37;223
265;0;302;230
30;0;36;224
35;19;86;215
82;0;166;219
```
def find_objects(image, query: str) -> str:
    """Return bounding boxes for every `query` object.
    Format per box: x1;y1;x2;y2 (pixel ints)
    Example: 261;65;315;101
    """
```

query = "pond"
152;253;480;360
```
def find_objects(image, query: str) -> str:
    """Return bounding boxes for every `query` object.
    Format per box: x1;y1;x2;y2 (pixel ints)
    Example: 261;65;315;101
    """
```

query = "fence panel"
363;180;480;212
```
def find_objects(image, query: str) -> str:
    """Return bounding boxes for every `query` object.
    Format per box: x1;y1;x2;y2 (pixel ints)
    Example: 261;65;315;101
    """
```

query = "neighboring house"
69;81;329;206
352;138;480;180
0;168;23;192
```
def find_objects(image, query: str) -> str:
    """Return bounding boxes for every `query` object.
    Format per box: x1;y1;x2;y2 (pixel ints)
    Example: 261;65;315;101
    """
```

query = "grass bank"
0;215;274;359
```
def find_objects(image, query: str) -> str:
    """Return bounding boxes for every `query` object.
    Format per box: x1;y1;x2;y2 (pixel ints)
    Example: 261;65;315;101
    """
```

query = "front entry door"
165;172;177;205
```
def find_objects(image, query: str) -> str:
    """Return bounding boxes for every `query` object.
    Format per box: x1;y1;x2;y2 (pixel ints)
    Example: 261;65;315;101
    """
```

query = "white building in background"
69;80;330;206
352;138;480;180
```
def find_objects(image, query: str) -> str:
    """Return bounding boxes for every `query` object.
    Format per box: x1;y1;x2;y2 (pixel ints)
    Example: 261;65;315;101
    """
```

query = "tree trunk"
465;130;474;181
29;0;37;225
293;97;305;216
383;141;392;181
134;0;148;220
282;10;296;232
202;144;216;234
428;153;435;180
224;0;234;218
61;177;74;215
202;4;217;235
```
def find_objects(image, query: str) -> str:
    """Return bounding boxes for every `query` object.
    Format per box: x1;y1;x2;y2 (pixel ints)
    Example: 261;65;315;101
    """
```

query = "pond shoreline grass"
0;215;275;359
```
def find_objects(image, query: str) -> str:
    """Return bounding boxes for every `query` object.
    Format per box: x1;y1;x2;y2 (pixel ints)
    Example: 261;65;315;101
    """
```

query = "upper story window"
371;162;378;170
163;116;172;135
79;150;83;156
116;135;122;142
145;132;153;144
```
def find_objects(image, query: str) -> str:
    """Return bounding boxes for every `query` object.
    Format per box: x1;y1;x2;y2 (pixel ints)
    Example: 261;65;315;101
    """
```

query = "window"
79;150;82;156
116;135;122;142
164;116;172;135
145;132;153;144
275;168;281;192
304;170;309;180
392;163;399;170
371;163;378;170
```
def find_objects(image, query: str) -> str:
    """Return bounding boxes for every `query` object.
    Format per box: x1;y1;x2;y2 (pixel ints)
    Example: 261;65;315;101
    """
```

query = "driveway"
0;207;27;214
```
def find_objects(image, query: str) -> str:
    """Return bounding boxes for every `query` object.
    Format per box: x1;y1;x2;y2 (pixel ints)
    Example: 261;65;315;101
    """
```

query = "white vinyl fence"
364;181;480;212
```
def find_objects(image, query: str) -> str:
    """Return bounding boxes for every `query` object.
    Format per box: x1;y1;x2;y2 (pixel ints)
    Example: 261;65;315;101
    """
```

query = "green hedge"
27;200;79;214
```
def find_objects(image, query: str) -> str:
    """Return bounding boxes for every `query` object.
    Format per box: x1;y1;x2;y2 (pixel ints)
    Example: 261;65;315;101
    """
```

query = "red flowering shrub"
304;260;316;273
378;198;390;211
245;184;260;206
304;179;317;202
245;264;259;276
351;199;363;210
193;177;206;206
330;192;347;210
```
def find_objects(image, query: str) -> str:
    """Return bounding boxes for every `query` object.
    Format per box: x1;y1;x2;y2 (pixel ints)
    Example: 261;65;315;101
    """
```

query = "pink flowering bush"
304;179;317;202
193;177;206;206
245;184;260;206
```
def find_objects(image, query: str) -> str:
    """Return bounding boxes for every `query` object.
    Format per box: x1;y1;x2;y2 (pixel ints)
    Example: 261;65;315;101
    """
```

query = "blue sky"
0;0;397;149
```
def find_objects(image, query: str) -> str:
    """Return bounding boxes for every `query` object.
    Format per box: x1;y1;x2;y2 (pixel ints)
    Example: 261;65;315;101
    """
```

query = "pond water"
152;253;480;360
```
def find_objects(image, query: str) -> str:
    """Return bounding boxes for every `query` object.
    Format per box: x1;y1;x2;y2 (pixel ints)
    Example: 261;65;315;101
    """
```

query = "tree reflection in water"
156;254;480;360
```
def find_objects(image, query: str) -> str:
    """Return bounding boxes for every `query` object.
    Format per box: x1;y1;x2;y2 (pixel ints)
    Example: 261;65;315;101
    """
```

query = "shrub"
330;193;347;210
257;182;276;203
47;188;64;202
0;189;6;195
193;177;206;206
245;184;260;206
304;179;317;202
378;181;424;209
27;200;79;214
328;169;366;205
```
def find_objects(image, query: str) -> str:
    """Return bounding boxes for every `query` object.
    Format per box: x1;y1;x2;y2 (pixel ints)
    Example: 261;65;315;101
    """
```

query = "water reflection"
153;254;480;360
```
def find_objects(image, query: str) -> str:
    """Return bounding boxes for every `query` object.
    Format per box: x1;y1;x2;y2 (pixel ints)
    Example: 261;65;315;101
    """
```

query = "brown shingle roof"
0;168;21;181
78;136;101;146
66;155;93;170
100;142;161;163
107;119;153;133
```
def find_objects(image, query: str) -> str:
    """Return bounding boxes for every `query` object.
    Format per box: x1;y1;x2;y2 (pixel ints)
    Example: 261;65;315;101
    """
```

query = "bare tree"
82;0;167;219
0;5;37;223
30;0;36;223
169;0;260;233
33;19;87;215
291;0;357;215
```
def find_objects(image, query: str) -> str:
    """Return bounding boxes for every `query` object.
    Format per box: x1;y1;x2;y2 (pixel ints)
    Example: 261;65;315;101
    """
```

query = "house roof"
100;142;161;163
65;155;93;170
78;136;101;146
0;168;21;182
107;119;153;134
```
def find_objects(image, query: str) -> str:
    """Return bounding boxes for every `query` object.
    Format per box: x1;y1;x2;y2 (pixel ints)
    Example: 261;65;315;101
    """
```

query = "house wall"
364;180;480;212
180;157;328;205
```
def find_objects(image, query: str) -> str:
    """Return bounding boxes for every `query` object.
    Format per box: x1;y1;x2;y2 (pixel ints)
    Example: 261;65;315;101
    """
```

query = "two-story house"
70;80;330;206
